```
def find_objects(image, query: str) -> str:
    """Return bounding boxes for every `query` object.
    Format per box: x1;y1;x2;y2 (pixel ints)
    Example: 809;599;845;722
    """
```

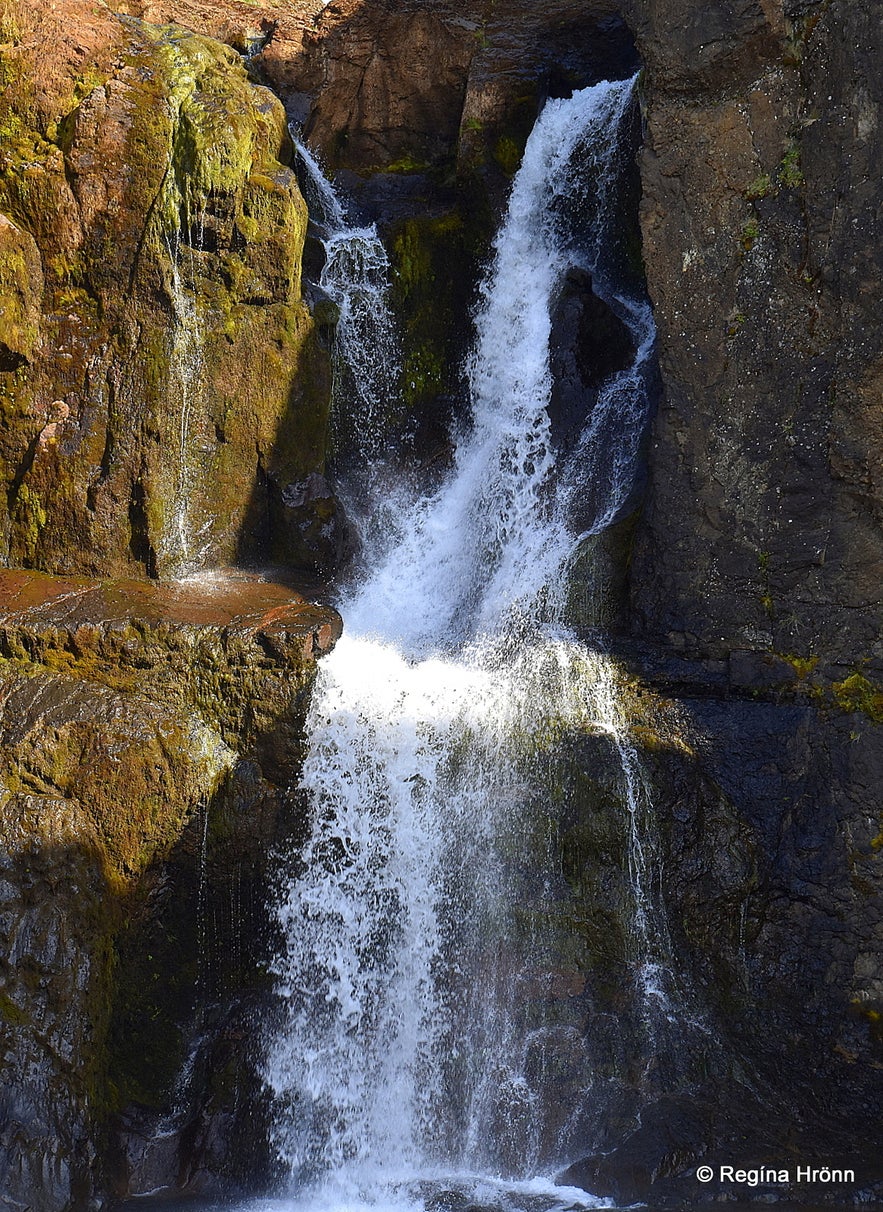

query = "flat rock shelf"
0;567;340;652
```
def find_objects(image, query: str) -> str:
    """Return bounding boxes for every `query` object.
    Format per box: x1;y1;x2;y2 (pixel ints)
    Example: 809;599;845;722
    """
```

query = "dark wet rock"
0;568;339;1209
549;267;636;454
552;670;883;1207
625;0;883;670
270;470;346;573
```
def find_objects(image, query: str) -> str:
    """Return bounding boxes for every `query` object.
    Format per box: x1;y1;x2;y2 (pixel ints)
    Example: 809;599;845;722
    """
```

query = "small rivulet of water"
265;77;672;1212
158;208;213;577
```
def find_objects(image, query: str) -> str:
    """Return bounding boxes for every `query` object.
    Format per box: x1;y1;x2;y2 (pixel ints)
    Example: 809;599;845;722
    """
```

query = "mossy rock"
0;213;43;366
386;196;494;443
0;10;332;579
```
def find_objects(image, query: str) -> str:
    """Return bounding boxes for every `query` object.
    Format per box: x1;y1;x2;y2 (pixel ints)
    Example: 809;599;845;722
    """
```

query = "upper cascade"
338;75;653;654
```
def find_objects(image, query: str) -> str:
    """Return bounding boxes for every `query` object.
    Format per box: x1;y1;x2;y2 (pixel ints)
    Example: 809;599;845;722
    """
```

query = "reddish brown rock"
0;0;333;580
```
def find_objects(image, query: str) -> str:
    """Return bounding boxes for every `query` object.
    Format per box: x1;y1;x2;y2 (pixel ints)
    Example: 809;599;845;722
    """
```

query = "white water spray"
267;77;666;1211
293;136;401;447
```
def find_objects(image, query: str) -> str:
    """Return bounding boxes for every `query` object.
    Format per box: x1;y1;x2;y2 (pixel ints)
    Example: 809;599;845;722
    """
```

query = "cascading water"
265;76;670;1211
293;135;401;449
158;210;214;576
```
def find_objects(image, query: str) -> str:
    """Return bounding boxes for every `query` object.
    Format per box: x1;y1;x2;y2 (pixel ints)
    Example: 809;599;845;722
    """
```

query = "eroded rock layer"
0;568;340;1208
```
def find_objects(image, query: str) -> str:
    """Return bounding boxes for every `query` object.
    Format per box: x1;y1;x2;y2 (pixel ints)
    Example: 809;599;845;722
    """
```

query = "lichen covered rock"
0;568;340;1208
0;0;333;579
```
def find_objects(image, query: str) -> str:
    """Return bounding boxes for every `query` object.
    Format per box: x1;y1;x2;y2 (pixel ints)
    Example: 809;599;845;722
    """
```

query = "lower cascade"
264;76;660;1210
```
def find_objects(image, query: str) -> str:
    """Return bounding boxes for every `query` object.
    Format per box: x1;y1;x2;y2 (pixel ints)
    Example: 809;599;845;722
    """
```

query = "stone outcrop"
0;568;340;1209
0;0;334;579
0;5;346;1205
625;0;883;678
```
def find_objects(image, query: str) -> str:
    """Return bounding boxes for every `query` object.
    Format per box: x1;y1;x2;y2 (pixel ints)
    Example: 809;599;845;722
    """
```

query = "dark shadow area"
104;765;310;1203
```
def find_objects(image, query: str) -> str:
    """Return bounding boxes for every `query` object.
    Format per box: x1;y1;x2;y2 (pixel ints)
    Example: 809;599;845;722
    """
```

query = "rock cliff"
0;569;340;1209
0;3;343;1204
1;0;882;1206
0;0;334;579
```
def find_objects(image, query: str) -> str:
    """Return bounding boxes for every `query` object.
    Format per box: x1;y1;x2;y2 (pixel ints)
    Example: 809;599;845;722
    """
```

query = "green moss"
745;172;774;200
70;65;110;107
389;206;490;416
0;990;29;1025
13;483;47;562
784;6;827;64
741;217;760;250
493;136;521;177
382;155;430;174
778;142;805;190
832;673;883;723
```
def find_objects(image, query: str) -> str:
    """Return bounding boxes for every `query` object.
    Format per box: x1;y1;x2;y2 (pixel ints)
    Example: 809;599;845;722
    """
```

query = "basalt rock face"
0;0;334;579
558;663;883;1206
0;569;340;1210
625;0;883;676
604;0;883;1197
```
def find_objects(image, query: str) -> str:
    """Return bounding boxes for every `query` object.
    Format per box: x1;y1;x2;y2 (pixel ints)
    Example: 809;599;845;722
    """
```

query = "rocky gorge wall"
1;0;882;1207
0;569;340;1209
0;0;337;579
0;3;344;1207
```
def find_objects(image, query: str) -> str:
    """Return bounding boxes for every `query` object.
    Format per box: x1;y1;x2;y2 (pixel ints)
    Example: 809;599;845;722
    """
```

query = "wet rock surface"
0;568;340;1209
549;268;636;454
0;0;333;579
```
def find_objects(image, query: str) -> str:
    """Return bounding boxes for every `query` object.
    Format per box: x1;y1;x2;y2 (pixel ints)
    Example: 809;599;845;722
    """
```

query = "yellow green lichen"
0;990;28;1025
832;673;883;724
783;653;819;680
0;4;21;44
13;483;47;561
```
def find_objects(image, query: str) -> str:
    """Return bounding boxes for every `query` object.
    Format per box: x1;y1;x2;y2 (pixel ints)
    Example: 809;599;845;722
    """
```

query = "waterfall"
158;211;214;576
293;135;401;450
265;77;665;1211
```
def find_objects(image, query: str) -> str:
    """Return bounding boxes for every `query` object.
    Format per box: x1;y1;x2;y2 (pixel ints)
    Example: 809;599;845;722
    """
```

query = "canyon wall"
0;5;342;1207
0;0;335;579
1;0;882;1206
